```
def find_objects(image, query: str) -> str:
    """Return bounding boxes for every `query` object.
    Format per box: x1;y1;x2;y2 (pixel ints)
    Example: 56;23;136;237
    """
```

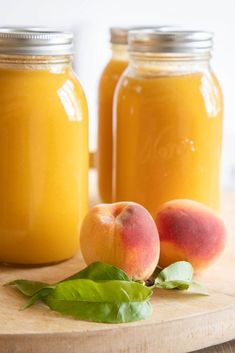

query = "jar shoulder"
0;67;89;123
115;66;223;118
116;66;222;97
69;68;89;117
99;58;128;88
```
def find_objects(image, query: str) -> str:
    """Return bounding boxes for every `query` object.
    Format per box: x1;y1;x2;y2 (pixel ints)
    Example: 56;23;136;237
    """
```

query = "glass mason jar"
97;27;129;203
97;26;178;203
0;28;89;264
114;30;223;216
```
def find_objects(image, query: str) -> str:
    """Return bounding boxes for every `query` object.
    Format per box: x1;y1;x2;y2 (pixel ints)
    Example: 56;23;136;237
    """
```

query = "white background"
0;0;234;188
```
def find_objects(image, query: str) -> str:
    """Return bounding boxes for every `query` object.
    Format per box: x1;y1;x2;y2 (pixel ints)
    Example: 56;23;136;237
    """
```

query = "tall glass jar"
114;30;223;216
97;28;129;203
97;26;178;203
0;28;88;264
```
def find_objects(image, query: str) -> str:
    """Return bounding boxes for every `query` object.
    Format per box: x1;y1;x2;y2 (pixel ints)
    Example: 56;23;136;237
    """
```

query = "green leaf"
155;261;194;290
22;286;55;309
6;279;47;296
153;261;208;295
7;262;130;300
44;279;152;323
64;262;130;282
155;280;191;290
187;282;209;296
156;261;193;283
45;300;152;323
6;280;55;309
49;279;152;302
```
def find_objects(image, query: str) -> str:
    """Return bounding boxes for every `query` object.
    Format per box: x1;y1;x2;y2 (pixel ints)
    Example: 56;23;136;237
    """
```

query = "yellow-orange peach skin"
80;202;160;280
155;199;226;271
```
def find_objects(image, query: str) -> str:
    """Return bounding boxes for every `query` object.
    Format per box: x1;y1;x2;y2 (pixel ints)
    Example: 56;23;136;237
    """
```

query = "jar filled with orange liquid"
97;26;178;203
114;30;223;216
0;28;88;265
97;27;129;202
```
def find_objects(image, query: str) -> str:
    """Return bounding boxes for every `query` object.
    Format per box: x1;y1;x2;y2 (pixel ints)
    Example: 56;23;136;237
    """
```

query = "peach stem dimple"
112;205;125;217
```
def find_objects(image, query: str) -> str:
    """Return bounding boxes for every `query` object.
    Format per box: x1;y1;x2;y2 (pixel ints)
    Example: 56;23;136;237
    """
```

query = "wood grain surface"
193;339;235;352
0;171;234;353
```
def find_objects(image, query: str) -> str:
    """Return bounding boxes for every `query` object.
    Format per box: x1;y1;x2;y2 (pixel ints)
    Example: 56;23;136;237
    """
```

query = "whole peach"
80;202;160;280
155;199;226;271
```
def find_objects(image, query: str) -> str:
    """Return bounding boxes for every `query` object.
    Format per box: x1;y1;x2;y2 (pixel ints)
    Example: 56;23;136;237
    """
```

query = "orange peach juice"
0;65;88;264
98;55;128;202
114;71;223;216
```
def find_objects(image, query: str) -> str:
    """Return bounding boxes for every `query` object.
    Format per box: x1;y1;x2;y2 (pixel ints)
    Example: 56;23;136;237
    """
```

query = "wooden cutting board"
0;171;234;353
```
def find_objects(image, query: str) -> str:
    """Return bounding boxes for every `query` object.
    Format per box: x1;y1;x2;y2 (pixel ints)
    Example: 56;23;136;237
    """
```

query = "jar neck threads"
111;44;128;62
0;54;73;71
128;52;211;77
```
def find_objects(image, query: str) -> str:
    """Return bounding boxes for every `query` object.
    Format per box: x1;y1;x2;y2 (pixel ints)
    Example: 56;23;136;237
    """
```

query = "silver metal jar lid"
110;26;180;45
0;27;74;56
128;29;214;53
110;27;129;45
